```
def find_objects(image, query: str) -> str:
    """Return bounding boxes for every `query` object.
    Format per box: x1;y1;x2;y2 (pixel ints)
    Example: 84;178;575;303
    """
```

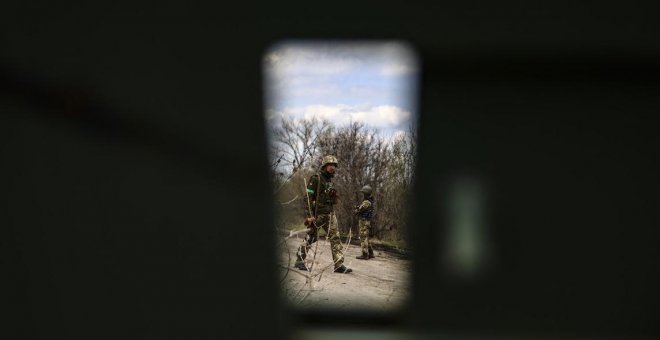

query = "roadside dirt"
277;229;411;311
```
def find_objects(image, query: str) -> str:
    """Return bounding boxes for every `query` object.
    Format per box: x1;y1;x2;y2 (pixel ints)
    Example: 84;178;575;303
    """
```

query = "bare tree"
270;118;417;250
313;122;393;238
270;117;331;193
272;117;330;173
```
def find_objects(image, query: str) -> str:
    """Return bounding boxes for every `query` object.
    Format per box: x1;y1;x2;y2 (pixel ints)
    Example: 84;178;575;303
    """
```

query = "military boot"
356;253;369;260
334;265;352;273
294;261;310;271
368;248;375;258
294;249;309;271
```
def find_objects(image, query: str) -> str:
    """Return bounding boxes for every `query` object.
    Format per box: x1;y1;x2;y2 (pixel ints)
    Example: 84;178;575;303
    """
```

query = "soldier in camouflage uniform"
294;155;352;273
354;185;375;260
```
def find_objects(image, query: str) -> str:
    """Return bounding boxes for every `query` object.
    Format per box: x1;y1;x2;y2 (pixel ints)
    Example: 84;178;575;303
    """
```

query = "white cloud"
348;85;382;99
268;104;412;130
380;62;416;76
263;41;419;126
264;41;418;81
288;83;342;99
356;105;411;126
264;45;362;78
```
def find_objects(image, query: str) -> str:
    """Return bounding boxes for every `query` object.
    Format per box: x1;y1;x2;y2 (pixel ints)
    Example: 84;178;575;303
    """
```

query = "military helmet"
360;185;372;195
321;155;338;169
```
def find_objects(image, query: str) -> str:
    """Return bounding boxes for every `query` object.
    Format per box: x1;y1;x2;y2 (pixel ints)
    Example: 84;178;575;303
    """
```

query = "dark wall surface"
2;2;659;339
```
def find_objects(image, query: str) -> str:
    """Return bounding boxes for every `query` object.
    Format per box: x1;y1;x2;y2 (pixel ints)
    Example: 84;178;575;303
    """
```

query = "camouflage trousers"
295;212;344;269
358;219;374;256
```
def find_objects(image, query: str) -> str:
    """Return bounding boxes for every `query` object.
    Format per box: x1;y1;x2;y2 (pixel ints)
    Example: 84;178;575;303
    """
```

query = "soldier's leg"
366;221;375;257
315;214;330;256
295;226;318;268
326;213;345;269
356;220;370;259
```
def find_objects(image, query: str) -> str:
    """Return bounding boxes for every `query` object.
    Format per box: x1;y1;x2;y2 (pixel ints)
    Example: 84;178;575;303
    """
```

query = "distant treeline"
270;117;416;248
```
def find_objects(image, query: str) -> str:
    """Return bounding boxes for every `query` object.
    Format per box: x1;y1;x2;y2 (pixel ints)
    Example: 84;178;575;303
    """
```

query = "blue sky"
263;40;419;139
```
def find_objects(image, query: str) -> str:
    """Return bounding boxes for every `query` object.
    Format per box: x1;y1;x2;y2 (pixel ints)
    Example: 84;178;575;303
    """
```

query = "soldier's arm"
304;175;318;217
356;199;371;212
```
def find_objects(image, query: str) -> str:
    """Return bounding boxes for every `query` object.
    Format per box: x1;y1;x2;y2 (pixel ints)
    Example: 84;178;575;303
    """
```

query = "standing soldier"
355;185;375;260
294;155;352;273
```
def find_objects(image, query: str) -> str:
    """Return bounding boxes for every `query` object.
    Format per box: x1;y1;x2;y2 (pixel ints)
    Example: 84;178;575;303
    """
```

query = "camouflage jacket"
356;196;375;220
304;171;337;217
